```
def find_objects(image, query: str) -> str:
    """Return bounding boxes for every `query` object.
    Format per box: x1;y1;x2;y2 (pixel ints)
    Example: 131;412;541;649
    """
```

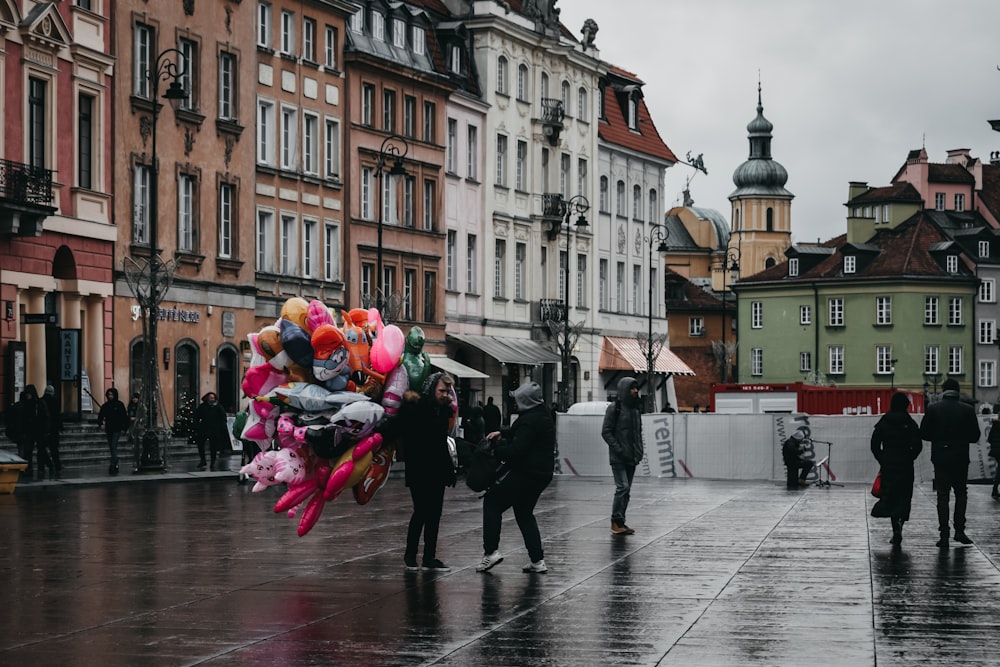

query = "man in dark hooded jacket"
601;377;643;535
7;384;51;479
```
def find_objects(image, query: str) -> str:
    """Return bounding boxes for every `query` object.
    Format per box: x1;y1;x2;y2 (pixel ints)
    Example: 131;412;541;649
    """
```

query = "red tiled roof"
928;163;975;184
846;182;922;206
598;78;676;163
980;164;1000;222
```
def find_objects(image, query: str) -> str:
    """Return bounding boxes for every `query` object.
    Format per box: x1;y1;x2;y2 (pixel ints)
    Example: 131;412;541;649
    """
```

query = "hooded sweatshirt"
601;377;644;466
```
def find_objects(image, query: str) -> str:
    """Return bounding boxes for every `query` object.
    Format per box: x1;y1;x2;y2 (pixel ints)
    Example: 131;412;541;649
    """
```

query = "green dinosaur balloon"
401;326;431;391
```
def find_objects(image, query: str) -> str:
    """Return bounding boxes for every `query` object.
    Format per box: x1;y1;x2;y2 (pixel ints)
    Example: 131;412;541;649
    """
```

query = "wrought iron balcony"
539;298;567;323
0;158;56;236
542;193;565;219
540;98;564;145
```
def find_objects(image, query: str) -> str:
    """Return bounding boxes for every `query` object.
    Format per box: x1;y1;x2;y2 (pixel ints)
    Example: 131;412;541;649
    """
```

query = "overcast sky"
557;0;1000;244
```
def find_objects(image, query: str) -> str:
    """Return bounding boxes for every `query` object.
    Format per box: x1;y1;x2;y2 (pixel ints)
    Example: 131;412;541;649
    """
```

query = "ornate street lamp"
374;134;409;319
721;245;740;383
641;224;670;412
550;195;589;410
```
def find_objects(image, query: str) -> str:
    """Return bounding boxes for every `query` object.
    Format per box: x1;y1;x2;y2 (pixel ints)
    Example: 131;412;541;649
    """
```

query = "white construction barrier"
557;412;998;484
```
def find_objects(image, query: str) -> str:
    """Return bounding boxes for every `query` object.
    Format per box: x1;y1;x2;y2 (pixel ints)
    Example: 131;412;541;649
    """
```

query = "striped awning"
599;336;696;376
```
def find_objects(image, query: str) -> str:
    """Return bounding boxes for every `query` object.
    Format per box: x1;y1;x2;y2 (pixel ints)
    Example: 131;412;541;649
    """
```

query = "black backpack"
465;439;503;492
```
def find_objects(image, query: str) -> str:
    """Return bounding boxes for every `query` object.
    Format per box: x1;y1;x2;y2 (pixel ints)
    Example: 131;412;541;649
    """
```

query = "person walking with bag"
476;382;555;573
602;377;643;535
97;387;129;475
919;378;980;547
194;392;230;469
870;392;923;545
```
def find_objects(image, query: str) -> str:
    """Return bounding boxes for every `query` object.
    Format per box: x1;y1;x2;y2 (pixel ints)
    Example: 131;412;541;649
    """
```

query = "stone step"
1;431;241;468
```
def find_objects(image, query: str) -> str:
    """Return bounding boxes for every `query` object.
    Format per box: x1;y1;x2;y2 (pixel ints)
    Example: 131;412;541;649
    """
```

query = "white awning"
428;354;489;379
598;336;696;376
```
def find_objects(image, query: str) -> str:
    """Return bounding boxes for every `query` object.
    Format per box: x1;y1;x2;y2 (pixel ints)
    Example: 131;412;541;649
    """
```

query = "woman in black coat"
870;392;923;545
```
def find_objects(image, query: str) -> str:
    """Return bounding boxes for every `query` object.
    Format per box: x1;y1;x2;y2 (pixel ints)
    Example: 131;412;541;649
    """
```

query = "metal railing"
0;158;54;205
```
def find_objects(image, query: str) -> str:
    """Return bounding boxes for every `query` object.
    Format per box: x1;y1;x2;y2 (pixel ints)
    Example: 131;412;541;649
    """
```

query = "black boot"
992;485;999;499
890;517;902;545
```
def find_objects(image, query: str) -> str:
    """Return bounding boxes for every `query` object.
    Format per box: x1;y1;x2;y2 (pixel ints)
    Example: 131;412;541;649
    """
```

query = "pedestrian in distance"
6;385;51;479
476;382;555;574
194;391;230;469
601;376;643;535
41;384;63;474
870;392;923;545
483;395;502;435
988;406;1000;499
919;378;981;547
462;402;486;446
781;431;814;490
96;387;129;475
380;371;457;572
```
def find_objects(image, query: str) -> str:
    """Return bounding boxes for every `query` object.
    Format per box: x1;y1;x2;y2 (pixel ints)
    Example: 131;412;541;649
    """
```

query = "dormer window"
844;255;856;274
946;255;959;274
392;19;405;47
980;240;990;258
627;92;638;130
788;258;799;277
450;45;461;74
935;192;945;210
955;193;966;212
371;11;384;41
411;26;425;55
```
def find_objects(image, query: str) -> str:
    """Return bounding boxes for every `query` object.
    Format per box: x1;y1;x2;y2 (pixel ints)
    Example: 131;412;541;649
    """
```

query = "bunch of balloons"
237;297;441;536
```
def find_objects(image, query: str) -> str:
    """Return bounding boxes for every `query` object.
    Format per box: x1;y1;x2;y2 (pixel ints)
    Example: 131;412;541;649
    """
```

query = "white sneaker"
522;559;547;573
476;550;504;572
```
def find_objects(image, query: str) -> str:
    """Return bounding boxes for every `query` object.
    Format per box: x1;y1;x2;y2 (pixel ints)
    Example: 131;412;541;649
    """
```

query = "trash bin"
0;449;29;494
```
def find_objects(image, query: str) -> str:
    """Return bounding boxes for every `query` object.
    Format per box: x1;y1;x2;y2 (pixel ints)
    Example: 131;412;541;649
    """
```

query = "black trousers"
483;471;550;563
406;483;446;563
934;461;968;534
785;458;812;489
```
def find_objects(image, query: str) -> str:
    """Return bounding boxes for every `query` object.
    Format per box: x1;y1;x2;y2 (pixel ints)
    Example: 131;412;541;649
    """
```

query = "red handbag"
871;470;883;498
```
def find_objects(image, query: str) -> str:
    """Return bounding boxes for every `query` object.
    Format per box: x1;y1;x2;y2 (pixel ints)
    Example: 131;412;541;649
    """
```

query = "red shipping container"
710;382;925;414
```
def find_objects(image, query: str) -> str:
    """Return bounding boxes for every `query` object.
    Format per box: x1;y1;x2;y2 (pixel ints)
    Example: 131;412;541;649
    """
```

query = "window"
540;247;547;296
257;209;275;272
324;25;337;68
982;279;996;303
446;231;456;290
934;192;945;210
559;251;568;305
383;90;395;133
445;118;456;173
360;264;372;300
258;2;272;48
829;346;844;375
495;134;508;186
876;296;891;325
648;189;658;221
599;176;609;212
627;92;638;129
361;83;374;126
751;348;763;376
561;80;570;112
324;222;340;281
615;180;625;216
77;94;94;189
577;87;588;121
632;185;642;220
578;159;587;197
381;171;397;225
302;113;318;174
632;265;641;315
955;193;965;212
577;253;587;307
423;273;436;321
828;297;844;326
257;99;275;165
177;174;196;252
515;140;527;191
403;178;414;228
133;164;151;244
422;181;435;231
925;296;939;325
949;297;963;325
876;346;894;375
540;72;549;102
412;26;425;55
450;44;462;75
280;214;297;274
382;266;395;301
517;64;528;101
616;262;625;312
371;11;384;41
218;52;236;120
466;234;477;293
925;345;939;374
302;218;318;278
496;56;508;95
280;10;295;55
980;360;996;388
949;345;963;375
467;125;478;180
540;148;549;189
788;258;799;277
403;270;415;320
392;19;405;48
178;39;197;111
946;255;958;274
218;182;234;259
844;255;856;274
360;167;373;220
689;317;705;336
280;106;298;169
422;101;435;142
324;118;340;178
800;305;811;325
134;23;153;98
751;301;763;329
599;258;608;310
800;352;812;373
403;96;416;137
303;17;316;62
494;240;506;297
515;243;526;300
980;319;996;344
560;153;570;197
350;9;363;32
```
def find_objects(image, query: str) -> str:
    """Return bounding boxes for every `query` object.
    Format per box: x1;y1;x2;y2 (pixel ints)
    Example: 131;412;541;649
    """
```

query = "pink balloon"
297;492;327;537
322;460;355;501
370;325;404;374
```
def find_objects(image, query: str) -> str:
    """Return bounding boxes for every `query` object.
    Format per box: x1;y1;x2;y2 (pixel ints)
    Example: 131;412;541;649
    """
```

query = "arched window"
734;208;741;231
648;189;658;222
540;72;549;101
561;80;570;112
129;338;146;401
599;176;609;212
632;184;642;220
174;340;200;433
577;87;588;121
766;207;774;231
616;180;625;216
516;64;528;101
216;344;240;413
496;56;508;95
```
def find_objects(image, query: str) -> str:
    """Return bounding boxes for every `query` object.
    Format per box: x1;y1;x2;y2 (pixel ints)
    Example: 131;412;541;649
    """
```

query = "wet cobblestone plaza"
2;468;999;666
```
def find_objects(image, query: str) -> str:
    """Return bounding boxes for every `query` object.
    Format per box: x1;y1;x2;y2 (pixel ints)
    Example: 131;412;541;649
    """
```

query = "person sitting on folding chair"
781;431;813;490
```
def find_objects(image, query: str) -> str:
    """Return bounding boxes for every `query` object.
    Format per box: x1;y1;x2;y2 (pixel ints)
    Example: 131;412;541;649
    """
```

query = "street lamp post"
644;224;670;412
721;246;741;383
374;134;409;315
551;195;589;411
137;49;187;470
